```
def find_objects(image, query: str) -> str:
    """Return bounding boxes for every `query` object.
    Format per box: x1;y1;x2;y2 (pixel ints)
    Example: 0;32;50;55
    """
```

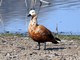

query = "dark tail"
52;37;61;44
55;37;61;41
52;40;58;44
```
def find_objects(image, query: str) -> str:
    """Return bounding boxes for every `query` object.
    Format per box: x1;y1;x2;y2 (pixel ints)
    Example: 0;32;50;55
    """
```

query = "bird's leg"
44;42;46;50
38;42;40;50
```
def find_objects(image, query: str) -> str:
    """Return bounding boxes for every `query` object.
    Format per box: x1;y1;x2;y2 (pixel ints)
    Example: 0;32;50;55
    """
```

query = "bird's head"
28;9;36;17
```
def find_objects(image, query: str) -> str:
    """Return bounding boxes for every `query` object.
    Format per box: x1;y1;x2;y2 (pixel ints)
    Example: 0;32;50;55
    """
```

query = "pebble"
54;53;59;56
5;53;10;57
17;47;25;50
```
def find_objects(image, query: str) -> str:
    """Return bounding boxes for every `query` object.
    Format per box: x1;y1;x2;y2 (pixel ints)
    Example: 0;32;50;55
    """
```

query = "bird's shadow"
34;47;65;51
45;47;65;51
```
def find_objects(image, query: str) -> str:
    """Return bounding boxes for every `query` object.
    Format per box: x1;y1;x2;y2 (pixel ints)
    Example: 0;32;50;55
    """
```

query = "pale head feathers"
29;10;36;16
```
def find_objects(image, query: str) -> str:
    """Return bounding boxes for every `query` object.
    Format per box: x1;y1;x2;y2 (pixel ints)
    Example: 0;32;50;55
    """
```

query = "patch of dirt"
0;36;80;60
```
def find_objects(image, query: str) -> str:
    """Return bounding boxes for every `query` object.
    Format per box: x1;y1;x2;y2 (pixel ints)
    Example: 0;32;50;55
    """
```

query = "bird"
40;0;51;8
40;0;51;5
28;9;61;50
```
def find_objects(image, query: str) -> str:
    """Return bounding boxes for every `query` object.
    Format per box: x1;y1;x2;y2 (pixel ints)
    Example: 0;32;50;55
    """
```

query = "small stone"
17;47;25;50
32;52;37;54
68;47;71;49
2;40;6;43
5;53;10;57
45;55;50;58
30;53;33;55
54;53;59;56
2;40;7;44
13;56;16;58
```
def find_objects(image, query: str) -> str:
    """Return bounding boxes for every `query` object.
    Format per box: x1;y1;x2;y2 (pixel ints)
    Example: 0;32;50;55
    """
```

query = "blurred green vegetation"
58;34;80;40
0;33;80;40
0;33;24;37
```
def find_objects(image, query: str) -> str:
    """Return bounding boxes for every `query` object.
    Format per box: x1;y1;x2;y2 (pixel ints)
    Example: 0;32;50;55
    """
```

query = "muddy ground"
0;36;80;60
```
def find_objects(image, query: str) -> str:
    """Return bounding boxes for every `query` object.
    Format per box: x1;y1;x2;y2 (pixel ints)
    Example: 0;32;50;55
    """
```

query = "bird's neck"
31;15;37;21
31;15;38;25
29;15;38;28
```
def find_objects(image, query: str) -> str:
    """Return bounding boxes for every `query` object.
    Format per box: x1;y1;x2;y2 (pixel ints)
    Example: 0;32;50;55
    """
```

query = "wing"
35;25;54;40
